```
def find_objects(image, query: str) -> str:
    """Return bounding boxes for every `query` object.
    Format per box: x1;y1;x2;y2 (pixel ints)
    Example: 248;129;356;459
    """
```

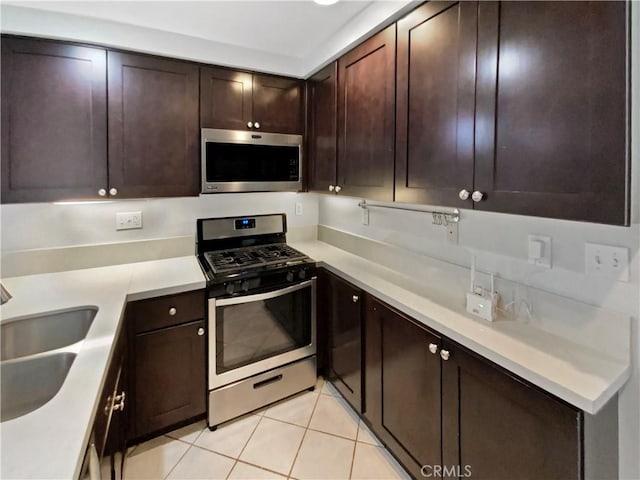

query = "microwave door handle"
214;279;315;307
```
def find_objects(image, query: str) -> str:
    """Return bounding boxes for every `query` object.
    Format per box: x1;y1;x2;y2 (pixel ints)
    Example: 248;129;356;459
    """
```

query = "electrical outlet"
116;211;142;230
528;235;551;268
585;243;629;281
295;203;303;216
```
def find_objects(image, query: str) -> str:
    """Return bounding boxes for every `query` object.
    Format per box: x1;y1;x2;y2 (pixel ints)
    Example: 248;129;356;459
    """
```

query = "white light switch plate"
295;203;303;216
116;211;142;230
585;243;629;282
361;207;370;225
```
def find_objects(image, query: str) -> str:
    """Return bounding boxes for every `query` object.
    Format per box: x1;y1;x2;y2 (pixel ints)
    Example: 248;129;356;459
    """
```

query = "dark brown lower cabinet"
441;342;581;480
126;290;206;441
320;269;363;412
364;295;442;478
89;323;127;480
361;293;617;480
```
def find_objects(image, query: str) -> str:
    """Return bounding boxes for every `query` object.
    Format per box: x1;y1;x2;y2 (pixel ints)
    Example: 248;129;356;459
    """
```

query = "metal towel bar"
357;200;460;225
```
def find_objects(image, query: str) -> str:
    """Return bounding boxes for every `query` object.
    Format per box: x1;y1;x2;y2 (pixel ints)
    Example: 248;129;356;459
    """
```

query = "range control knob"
225;283;235;295
298;269;307;280
286;271;295;282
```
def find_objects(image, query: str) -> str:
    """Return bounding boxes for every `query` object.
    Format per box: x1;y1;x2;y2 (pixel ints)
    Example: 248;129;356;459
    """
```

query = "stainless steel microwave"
201;128;303;193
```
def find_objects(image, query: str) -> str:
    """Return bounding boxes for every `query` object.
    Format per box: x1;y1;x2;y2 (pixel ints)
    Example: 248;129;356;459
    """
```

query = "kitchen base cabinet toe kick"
318;269;618;480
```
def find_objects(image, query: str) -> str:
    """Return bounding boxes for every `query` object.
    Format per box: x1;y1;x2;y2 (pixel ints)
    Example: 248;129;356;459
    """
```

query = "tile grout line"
163;443;193;480
349;420;363;480
286;384;324;478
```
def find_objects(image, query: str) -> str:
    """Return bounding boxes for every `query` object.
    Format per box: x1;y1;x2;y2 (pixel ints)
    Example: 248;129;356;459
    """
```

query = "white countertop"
0;241;630;478
0;256;206;480
291;240;631;415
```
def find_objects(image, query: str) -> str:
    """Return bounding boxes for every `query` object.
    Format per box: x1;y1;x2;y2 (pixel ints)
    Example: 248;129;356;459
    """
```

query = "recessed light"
313;0;339;5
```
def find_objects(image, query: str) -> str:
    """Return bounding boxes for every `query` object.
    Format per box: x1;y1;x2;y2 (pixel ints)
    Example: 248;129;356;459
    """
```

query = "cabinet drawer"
128;290;205;333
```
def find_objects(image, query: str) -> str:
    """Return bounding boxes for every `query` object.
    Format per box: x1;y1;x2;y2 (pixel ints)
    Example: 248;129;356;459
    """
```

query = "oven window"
215;285;311;374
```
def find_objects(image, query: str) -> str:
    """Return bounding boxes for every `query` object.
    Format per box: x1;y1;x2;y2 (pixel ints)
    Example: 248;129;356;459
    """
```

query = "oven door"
208;278;316;390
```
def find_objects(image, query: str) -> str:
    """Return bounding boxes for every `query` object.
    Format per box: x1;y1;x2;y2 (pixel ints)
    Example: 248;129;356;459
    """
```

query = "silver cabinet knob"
428;343;438;355
352;295;359;303
197;327;205;336
109;187;118;196
334;185;342;193
328;185;335;192
254;121;260;129
471;191;484;202
440;349;450;361
459;189;470;200
247;121;253;129
168;307;177;316
98;188;107;197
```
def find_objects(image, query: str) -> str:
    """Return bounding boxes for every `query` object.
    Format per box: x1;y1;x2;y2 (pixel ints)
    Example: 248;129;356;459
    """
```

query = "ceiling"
1;1;416;77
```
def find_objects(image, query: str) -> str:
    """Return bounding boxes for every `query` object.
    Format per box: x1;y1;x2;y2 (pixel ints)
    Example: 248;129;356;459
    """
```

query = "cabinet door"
324;270;362;412
377;297;442;477
252;74;305;134
108;52;199;198
200;66;253;130
395;2;477;207
474;1;629;224
442;342;581;480
1;37;107;203
337;24;396;201
307;63;337;193
133;319;205;438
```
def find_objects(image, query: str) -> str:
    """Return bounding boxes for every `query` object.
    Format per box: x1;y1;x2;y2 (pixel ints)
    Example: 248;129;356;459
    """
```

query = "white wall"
0;193;319;252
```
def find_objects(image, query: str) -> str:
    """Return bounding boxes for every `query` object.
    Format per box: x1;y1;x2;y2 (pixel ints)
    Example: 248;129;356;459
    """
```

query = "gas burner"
204;243;308;274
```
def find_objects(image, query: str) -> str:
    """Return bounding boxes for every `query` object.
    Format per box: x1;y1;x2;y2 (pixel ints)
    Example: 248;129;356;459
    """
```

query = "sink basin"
1;352;76;422
1;307;97;360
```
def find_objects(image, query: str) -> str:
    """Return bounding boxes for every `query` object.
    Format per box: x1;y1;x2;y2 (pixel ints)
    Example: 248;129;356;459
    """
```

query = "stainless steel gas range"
196;214;317;430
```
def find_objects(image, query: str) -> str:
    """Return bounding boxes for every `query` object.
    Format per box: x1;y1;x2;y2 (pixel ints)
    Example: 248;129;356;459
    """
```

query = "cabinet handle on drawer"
169;307;177;316
198;327;205;336
352;295;359;303
428;343;438;355
440;349;450;361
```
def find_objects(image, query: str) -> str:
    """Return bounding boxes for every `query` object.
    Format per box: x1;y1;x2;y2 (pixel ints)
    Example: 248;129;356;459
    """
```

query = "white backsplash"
0;192;319;253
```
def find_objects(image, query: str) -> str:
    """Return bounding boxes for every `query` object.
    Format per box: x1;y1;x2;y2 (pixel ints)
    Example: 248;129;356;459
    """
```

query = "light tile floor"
125;378;410;480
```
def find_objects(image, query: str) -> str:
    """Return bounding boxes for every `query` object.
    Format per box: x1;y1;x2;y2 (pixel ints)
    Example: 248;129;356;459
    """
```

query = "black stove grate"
204;243;308;274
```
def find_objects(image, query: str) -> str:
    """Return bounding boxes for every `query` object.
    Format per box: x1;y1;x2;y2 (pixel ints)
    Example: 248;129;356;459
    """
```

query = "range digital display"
234;218;256;230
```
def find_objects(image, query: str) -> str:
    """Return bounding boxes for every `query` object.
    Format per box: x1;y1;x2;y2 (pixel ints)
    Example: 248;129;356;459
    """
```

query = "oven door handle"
214;279;315;306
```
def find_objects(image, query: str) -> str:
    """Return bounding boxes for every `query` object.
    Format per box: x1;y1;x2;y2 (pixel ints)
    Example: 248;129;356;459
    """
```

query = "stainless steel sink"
1;307;97;360
1;352;76;422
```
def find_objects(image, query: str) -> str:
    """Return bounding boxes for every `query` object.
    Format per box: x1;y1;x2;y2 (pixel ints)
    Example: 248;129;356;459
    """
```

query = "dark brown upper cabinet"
200;66;304;134
473;1;629;225
108;52;200;198
307;62;338;193
337;24;396;201
1;37;108;203
395;1;478;208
